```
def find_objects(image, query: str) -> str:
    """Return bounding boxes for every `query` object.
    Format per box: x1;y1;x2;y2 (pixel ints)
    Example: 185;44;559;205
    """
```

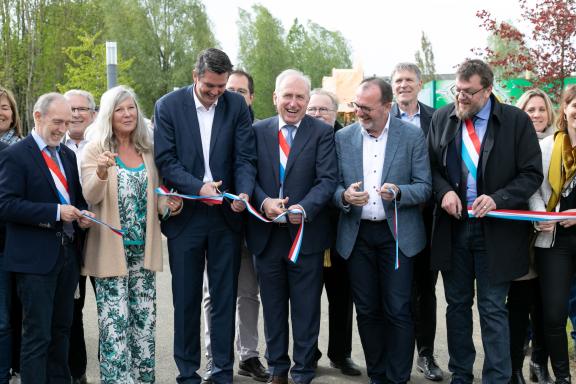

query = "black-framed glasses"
348;101;376;114
306;107;334;114
71;107;93;114
455;87;486;99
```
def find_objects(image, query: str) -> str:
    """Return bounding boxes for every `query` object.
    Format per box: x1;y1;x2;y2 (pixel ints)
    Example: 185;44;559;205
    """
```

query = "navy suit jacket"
332;116;432;259
391;101;436;136
0;135;87;274
154;86;257;238
245;115;338;256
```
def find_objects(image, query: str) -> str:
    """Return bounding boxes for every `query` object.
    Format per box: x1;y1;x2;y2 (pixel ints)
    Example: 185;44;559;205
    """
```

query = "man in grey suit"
333;77;431;384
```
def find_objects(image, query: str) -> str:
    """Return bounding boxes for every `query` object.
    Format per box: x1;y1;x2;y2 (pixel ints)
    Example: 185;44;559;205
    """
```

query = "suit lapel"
351;125;364;184
26;137;61;202
209;95;225;161
481;119;495;177
59;148;77;205
285;117;313;179
381;118;401;183
263;117;281;191
185;86;206;171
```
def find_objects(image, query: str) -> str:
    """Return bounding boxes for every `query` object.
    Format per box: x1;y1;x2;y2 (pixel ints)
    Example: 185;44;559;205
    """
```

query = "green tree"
286;19;351;88
415;31;436;83
237;5;290;119
100;0;218;115
57;30;134;103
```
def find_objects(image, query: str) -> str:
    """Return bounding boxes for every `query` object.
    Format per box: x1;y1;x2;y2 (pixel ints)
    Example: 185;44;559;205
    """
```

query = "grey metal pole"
106;41;118;89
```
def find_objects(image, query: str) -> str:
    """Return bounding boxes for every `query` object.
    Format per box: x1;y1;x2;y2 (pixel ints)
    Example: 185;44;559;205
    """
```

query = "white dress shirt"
193;86;218;183
361;115;390;221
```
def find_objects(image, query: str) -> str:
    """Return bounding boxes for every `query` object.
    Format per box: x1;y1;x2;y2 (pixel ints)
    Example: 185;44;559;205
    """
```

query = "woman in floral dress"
81;85;181;383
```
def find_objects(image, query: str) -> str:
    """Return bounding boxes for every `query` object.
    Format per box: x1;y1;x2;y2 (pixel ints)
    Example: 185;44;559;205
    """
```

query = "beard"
455;99;483;121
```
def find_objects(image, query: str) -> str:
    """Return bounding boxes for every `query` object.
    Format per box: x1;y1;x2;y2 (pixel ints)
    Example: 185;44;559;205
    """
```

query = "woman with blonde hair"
81;85;181;383
0;87;22;145
529;84;576;384
516;88;556;139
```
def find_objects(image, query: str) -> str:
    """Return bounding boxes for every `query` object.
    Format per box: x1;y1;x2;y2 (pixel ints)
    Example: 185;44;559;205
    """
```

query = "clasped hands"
262;197;304;224
199;180;248;213
59;205;95;229
535;208;576;231
342;181;399;206
441;191;496;219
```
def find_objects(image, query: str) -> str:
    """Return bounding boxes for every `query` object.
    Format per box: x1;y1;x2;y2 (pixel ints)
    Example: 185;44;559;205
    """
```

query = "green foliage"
57;31;134;103
415;31;436;83
237;5;290;119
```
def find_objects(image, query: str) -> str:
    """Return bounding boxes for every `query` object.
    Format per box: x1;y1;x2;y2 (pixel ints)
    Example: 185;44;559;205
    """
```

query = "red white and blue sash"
156;186;304;263
41;149;70;205
278;129;291;197
461;119;481;180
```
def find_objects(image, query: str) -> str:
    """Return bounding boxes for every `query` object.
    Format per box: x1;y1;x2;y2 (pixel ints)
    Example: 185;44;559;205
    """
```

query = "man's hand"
471;194;496;218
60;205;83;222
441;191;462;219
536;221;557;232
343;181;369;207
77;210;96;229
287;204;305;224
231;193;249;213
199;180;223;206
96;151;117;180
262;197;289;220
378;183;399;201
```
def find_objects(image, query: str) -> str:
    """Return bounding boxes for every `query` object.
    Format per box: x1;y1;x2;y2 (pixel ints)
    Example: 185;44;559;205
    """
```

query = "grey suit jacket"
332;116;432;259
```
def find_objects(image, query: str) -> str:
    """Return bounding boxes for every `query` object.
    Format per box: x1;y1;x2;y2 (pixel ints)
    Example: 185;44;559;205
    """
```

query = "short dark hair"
360;77;393;104
456;59;494;88
231;69;254;95
195;48;233;77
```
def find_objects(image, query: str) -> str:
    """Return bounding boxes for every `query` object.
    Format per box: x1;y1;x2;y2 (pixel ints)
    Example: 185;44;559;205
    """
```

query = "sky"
203;0;524;77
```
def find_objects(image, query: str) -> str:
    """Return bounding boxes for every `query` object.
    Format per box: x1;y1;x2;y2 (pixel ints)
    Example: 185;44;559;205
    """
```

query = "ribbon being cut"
156;186;304;263
467;208;576;222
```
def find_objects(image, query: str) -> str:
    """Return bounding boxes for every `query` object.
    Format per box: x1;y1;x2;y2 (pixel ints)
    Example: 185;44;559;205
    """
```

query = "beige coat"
81;141;165;277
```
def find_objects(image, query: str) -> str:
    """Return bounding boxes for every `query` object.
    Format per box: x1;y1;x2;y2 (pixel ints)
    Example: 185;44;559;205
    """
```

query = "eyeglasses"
455;87;486;99
71;107;93;114
306;107;334;114
348;101;377;114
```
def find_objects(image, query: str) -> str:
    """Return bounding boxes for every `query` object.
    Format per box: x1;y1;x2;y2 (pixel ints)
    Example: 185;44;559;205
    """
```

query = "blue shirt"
465;98;492;205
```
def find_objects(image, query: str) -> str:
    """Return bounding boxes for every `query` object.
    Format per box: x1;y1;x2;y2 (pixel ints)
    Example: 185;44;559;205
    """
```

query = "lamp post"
106;41;117;89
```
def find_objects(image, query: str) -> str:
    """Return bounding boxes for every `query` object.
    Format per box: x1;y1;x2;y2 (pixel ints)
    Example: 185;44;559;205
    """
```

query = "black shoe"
511;369;527;384
202;359;213;383
239;357;270;382
330;357;362;376
416;356;444;381
554;378;571;384
529;361;552;384
267;376;288;384
72;374;88;384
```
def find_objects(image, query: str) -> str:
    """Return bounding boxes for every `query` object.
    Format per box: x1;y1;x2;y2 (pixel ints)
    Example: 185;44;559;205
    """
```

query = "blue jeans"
569;276;576;344
0;253;11;384
442;220;511;384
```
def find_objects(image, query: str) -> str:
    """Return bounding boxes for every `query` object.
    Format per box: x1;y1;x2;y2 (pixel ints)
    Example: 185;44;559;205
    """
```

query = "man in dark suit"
154;48;256;384
0;141;9;384
390;62;443;382
305;89;361;377
428;59;543;383
0;92;94;383
245;69;337;384
333;77;431;384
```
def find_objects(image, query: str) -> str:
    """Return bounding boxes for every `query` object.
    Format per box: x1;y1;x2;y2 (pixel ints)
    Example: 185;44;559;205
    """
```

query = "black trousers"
68;275;96;379
322;249;353;362
506;278;547;370
535;234;576;379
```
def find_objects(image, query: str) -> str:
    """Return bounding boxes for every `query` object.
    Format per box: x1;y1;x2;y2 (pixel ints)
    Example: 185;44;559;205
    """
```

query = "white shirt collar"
193;85;219;111
277;116;302;131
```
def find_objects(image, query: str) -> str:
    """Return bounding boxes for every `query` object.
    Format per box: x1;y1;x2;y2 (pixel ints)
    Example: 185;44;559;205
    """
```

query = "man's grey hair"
64;89;96;110
391;63;422;82
275;69;311;94
310;88;339;111
33;93;67;116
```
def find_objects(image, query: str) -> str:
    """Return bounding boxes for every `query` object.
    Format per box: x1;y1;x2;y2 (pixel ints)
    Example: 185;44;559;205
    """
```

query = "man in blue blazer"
154;48;256;384
245;69;337;384
332;78;431;384
0;93;93;383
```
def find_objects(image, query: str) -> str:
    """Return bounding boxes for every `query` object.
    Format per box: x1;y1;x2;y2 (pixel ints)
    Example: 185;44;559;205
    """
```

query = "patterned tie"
279;125;295;197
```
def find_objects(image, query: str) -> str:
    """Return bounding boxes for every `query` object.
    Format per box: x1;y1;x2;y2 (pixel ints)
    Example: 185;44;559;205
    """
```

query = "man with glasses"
62;89;96;384
333;77;431;384
427;59;542;383
390;63;443;382
305;89;361;377
201;69;269;383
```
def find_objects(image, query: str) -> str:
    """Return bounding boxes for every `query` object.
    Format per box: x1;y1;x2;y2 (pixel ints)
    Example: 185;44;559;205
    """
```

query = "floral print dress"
95;157;156;384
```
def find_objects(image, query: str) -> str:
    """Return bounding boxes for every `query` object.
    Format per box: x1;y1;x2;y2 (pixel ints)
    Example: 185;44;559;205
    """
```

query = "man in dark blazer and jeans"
154;48;256;384
428;59;543;383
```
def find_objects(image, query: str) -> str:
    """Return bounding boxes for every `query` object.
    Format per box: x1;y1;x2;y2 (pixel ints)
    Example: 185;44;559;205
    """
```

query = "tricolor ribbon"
81;213;125;236
41;150;70;205
387;188;400;270
467;208;576;221
461;119;481;180
155;186;304;263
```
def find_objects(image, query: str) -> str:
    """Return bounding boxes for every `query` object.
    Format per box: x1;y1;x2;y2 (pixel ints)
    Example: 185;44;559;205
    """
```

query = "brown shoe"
267;375;288;384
